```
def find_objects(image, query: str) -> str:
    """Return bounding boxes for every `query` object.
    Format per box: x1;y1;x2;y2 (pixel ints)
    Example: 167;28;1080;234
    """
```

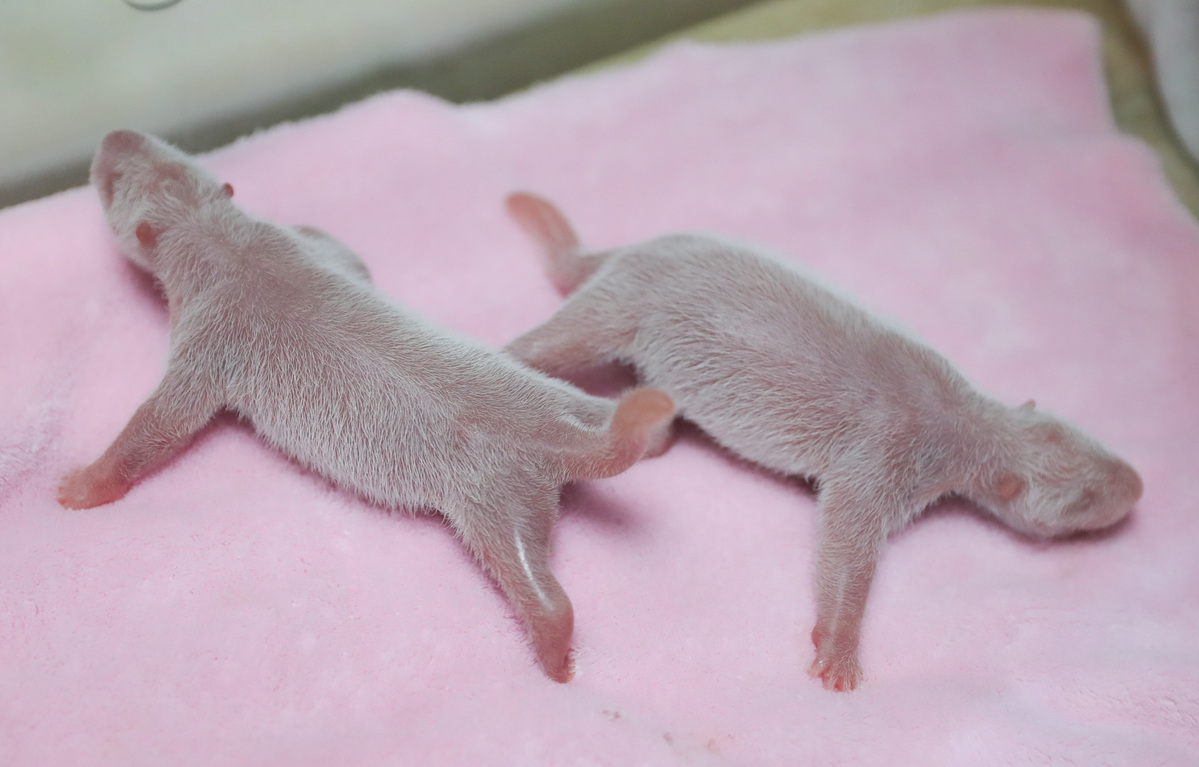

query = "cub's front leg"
807;483;892;691
59;363;221;509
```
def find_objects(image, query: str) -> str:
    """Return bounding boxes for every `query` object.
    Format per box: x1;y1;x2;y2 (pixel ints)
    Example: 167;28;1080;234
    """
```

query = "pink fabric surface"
2;8;1197;765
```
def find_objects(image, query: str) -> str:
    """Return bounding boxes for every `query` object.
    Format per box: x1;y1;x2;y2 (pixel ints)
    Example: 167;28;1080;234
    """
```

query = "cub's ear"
995;473;1026;502
222;182;234;197
135;222;158;248
1020;400;1036;411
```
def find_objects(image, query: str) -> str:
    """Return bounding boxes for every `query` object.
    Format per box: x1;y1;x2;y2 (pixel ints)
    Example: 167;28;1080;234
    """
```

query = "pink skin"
59;131;676;683
503;191;1144;691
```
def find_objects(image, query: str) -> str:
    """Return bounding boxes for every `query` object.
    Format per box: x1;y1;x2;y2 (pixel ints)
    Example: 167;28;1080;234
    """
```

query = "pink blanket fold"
2;8;1197;765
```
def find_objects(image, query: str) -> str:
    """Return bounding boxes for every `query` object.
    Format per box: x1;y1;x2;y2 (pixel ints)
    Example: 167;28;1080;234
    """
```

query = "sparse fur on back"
503;191;1143;691
58;132;675;683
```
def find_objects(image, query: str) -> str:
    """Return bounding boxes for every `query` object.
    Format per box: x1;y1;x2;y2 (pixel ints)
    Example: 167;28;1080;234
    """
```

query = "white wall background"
0;0;611;194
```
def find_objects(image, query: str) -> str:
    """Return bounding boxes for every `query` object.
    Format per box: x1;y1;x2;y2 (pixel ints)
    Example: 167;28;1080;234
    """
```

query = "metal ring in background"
124;0;185;10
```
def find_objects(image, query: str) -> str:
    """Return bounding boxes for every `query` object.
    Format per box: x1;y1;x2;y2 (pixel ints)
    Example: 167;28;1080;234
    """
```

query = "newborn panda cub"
503;191;1143;692
57;131;675;683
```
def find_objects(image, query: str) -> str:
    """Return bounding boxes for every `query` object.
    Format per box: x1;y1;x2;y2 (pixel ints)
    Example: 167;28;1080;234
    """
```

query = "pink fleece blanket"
2;8;1197;765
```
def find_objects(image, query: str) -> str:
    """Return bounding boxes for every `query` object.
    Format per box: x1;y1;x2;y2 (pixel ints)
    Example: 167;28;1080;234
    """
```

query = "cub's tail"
506;192;609;294
565;387;675;481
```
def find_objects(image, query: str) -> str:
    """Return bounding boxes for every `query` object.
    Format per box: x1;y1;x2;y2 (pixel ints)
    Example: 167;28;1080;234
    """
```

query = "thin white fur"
504;191;1143;692
58;132;676;683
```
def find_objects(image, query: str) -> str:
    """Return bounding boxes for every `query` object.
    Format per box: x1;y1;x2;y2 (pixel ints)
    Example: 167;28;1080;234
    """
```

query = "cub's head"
979;403;1142;538
90;129;234;273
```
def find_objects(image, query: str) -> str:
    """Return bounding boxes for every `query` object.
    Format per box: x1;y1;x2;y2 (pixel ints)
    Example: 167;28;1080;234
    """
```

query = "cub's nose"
100;130;146;155
1114;461;1143;507
1097;460;1142;530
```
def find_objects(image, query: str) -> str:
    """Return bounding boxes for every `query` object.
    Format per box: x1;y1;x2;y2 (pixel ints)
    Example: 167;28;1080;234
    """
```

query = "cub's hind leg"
295;225;372;284
506;284;636;378
450;487;575;682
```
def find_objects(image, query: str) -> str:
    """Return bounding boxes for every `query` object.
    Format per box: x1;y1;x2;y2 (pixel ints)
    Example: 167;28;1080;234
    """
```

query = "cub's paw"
57;467;130;510
808;629;863;692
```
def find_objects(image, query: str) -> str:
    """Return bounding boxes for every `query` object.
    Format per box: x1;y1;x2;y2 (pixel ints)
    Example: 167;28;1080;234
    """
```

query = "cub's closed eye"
135;222;158;247
1065;489;1096;516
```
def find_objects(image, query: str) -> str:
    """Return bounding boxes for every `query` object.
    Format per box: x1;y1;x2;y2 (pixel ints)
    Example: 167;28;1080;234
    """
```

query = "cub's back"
603;235;966;473
197;230;574;507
